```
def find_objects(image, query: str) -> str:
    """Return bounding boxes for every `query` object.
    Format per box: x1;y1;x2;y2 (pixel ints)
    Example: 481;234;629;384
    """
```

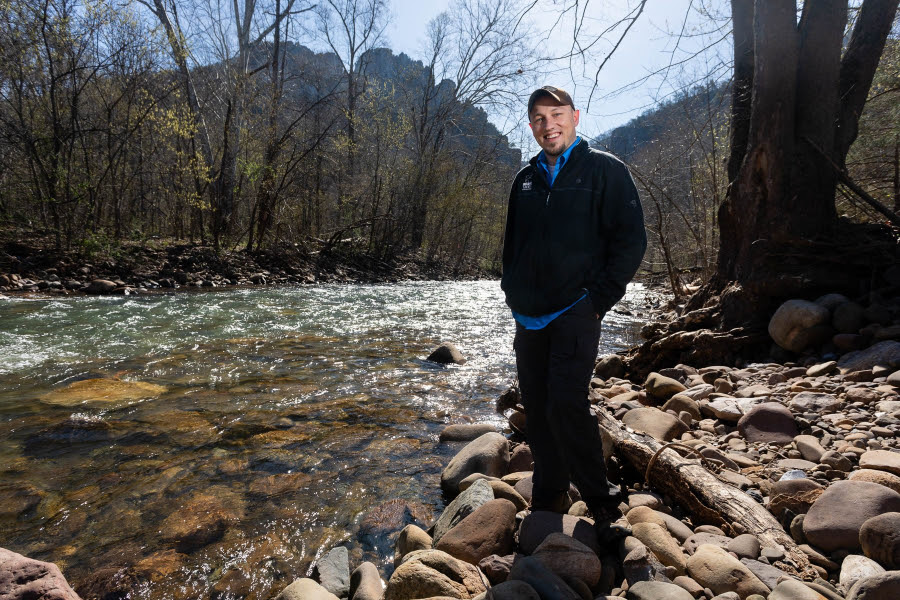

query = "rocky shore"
0;236;495;296
3;290;900;600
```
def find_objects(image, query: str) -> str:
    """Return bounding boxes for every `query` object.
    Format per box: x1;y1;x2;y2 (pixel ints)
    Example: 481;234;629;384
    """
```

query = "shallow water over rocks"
0;280;653;599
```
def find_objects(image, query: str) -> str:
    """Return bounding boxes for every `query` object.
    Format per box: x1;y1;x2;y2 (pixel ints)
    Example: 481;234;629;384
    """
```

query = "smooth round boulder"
622;407;689;442
767;579;827;600
532;532;602;588
859;450;900;477
487;580;541;600
645;372;687;400
768;299;831;352
631;522;687;575
685;544;769;598
661;394;702;420
507;556;582;600
518;511;600;555
385;550;487;600
427;342;466;364
840;555;886;593
737;402;798;445
439;424;497;442
860;513;900;569
626;580;694;600
440;433;509;494
803;480;900;552
349;562;384;600
276;578;339;600
846;571;900;600
434;499;517;565
395;525;433;567
432;479;494;544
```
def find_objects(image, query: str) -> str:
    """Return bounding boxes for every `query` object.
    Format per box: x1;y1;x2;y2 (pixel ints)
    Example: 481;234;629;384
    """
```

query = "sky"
384;0;732;154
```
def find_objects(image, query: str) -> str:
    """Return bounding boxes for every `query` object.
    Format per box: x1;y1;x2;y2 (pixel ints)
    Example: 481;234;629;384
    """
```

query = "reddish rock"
434;499;517;565
804;481;900;552
0;547;82;600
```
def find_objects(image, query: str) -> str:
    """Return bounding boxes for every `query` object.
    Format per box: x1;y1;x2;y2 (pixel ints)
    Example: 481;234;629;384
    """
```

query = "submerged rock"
427;343;466;365
41;378;167;407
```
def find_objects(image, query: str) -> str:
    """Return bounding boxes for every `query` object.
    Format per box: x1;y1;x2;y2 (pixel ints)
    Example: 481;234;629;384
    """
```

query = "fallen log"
595;408;818;580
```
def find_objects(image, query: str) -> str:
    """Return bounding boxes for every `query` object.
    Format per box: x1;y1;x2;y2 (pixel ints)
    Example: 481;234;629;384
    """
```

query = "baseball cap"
527;86;576;117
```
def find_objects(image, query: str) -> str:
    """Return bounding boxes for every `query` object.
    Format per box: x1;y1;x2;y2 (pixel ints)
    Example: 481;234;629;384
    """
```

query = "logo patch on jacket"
522;177;532;191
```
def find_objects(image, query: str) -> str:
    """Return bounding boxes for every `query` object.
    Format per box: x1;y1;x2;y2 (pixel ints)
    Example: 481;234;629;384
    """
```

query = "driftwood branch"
595;408;817;580
803;136;900;227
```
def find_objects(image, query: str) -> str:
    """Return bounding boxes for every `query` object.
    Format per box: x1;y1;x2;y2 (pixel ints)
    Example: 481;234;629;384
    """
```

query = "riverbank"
0;231;497;296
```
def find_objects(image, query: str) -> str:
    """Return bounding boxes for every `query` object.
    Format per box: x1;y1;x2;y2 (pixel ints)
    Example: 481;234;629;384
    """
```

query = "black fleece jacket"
501;138;647;318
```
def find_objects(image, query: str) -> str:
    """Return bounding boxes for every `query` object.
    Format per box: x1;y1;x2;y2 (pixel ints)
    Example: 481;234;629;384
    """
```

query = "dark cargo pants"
513;295;617;508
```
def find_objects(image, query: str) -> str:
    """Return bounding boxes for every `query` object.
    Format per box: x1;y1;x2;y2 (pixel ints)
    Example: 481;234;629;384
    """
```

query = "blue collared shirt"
512;136;587;330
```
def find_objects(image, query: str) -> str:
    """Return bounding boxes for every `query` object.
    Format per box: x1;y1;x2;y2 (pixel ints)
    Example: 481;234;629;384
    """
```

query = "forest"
0;0;898;286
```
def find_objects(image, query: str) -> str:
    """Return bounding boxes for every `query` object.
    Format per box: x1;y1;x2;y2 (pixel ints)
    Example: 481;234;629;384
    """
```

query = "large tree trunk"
714;0;898;318
630;0;899;377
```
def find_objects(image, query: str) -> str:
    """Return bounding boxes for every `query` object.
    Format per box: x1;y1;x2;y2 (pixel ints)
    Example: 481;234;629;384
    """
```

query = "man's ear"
573;109;580;127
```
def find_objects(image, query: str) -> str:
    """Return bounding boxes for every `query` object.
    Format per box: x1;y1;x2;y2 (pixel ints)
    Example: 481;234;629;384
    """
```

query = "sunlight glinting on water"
0;280;656;600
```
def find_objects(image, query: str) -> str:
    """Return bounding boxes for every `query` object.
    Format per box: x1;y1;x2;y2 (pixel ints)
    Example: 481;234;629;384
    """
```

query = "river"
0;280;655;599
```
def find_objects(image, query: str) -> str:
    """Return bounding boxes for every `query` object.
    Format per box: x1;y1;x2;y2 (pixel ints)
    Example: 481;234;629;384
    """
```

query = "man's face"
529;97;579;159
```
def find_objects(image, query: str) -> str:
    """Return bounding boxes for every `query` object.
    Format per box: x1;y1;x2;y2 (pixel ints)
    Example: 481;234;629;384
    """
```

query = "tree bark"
718;1;799;283
836;0;900;163
595;408;818;580
726;0;753;184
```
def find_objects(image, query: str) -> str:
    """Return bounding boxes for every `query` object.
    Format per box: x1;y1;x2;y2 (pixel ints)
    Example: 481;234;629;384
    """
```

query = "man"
501;86;647;537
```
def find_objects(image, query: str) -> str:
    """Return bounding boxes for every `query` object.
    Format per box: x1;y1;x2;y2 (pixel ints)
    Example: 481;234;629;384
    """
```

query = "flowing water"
0;280;655;599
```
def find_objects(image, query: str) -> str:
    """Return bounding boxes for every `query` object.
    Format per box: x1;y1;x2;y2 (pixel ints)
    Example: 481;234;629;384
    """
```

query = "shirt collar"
537;136;581;172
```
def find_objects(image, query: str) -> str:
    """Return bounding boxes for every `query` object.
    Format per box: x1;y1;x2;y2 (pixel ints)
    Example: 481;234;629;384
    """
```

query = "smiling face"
529;96;580;163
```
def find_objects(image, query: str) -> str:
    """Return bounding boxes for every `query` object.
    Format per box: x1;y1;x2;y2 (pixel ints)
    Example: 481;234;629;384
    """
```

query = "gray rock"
427;342;466;364
683;533;732;555
518;511;600;555
507;556;581;600
740;558;794;591
807;361;839;377
626;580;694;600
432;479;494;544
727;534;760;560
840;555;885;594
277;578;340;600
487;579;541;600
803;480;900;552
839;341;900;373
860;512;900;569
846;571;900;600
789;392;842;413
623;542;673;585
737;402;798;445
834;302;867;334
314;547;350;598
816;293;851;311
349;562;384;600
768;299;832;352
705;397;744;422
0;547;82;600
440;433;509;495
662;394;702;420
